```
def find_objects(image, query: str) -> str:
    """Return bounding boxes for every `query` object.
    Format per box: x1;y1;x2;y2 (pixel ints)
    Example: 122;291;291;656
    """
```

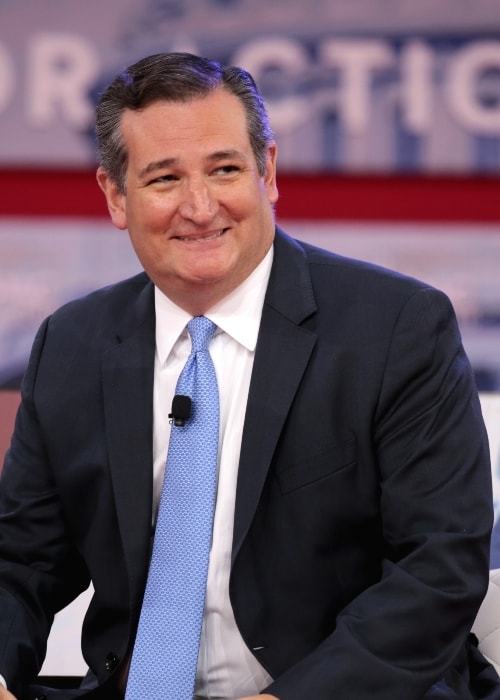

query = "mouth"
175;228;228;242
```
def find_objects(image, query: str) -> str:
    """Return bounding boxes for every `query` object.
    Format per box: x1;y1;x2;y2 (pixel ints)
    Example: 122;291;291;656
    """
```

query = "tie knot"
187;316;217;352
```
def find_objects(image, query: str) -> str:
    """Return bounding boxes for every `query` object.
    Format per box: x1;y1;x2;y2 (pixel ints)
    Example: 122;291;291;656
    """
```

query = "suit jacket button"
34;695;48;700
105;651;119;672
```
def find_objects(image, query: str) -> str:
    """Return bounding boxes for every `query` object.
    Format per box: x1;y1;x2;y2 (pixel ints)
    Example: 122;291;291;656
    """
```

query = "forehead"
120;88;250;155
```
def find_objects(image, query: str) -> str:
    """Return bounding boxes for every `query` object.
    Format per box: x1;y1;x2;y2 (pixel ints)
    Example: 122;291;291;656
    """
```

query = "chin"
185;263;233;285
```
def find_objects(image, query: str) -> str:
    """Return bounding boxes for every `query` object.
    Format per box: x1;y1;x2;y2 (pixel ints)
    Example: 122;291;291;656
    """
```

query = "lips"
175;228;228;242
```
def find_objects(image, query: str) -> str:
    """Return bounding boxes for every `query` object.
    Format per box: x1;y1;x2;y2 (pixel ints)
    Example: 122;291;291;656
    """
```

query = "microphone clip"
168;394;192;427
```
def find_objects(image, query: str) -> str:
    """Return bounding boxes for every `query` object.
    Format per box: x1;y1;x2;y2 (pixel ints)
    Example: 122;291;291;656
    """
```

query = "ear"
263;142;279;205
96;167;128;230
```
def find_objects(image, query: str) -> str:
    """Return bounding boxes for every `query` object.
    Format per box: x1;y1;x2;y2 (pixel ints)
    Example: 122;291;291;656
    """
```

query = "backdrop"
0;0;499;173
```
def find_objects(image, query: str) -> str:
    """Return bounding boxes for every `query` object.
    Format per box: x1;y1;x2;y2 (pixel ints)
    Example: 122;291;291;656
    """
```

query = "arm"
0;319;89;691
265;287;492;699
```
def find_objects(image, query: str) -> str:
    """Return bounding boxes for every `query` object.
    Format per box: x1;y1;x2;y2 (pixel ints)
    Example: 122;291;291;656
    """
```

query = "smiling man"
97;89;278;316
0;52;498;700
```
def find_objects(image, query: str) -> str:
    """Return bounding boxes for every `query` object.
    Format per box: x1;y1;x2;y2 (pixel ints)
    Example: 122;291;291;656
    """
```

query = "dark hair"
95;52;274;192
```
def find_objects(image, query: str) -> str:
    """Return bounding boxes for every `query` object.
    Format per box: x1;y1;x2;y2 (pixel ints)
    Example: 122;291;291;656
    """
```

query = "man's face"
97;88;278;313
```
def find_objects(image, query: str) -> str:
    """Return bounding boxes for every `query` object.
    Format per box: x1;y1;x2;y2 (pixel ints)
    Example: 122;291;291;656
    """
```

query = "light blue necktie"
125;316;219;699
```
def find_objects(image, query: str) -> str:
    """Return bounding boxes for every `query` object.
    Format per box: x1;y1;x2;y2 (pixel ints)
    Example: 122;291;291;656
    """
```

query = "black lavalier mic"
168;395;192;427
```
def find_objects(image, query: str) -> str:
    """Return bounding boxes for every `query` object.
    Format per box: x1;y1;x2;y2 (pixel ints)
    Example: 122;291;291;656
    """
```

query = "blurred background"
0;0;500;676
1;0;500;456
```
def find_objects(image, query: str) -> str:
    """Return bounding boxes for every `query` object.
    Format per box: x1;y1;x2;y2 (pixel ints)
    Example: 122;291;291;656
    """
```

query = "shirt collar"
155;245;274;365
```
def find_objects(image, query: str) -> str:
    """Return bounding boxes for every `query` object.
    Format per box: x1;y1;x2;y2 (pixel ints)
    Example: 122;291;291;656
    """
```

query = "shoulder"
23;272;154;393
51;271;152;322
31;271;153;358
276;227;436;296
42;271;153;337
273;227;455;328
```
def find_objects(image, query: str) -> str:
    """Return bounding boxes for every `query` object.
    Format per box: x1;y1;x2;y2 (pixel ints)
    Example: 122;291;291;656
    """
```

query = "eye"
213;164;241;176
150;174;178;185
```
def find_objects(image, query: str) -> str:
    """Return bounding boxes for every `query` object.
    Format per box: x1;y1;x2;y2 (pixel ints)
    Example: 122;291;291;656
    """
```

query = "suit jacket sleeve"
0;273;154;694
259;286;492;700
0;317;90;693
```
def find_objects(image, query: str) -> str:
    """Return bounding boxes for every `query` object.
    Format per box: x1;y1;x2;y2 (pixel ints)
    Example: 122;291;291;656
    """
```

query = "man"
0;52;497;699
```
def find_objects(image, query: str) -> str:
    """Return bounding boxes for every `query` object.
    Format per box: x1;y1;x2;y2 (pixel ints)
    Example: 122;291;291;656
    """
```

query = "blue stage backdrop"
0;0;499;173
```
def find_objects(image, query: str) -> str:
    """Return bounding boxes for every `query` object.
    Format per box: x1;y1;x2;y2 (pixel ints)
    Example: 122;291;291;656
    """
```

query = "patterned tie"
125;316;219;699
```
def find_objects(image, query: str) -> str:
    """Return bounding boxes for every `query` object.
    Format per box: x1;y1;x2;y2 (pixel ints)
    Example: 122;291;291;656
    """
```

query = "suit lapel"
102;279;156;606
232;229;317;560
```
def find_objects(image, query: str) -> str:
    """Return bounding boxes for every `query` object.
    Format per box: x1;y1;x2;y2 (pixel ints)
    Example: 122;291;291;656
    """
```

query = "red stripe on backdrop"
0;168;499;222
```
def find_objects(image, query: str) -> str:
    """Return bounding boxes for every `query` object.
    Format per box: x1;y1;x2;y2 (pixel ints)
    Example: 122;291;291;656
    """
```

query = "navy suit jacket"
0;228;495;699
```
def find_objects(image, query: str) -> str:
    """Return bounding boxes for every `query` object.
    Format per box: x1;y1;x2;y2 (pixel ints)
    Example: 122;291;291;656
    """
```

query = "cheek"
129;196;174;232
225;190;261;223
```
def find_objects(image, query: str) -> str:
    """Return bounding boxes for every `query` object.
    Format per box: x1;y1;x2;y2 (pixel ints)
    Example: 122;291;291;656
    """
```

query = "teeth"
178;229;224;242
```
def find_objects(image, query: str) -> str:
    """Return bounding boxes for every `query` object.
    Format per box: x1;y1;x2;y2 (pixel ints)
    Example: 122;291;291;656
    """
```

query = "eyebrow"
138;149;247;179
208;149;246;162
139;158;176;179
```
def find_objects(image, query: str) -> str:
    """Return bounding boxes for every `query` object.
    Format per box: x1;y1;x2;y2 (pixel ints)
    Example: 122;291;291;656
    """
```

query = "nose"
178;177;217;223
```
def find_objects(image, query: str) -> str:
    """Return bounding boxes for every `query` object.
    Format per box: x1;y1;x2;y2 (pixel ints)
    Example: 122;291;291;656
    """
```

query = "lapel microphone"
168;394;192;427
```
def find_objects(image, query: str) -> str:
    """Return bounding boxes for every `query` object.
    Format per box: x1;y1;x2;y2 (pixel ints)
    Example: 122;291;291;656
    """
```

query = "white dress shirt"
153;247;274;699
